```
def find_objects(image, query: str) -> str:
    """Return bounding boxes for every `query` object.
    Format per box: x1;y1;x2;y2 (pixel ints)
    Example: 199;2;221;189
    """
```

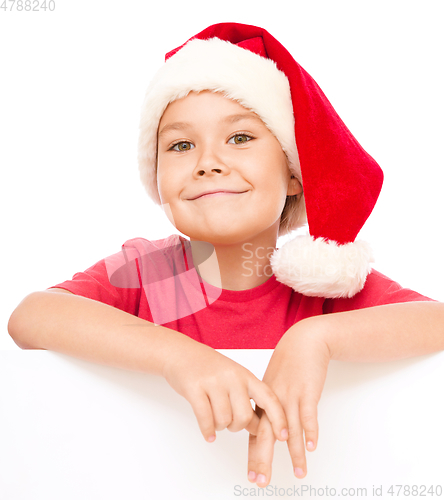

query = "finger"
226;388;257;433
247;413;276;488
208;389;233;432
300;397;319;453
285;403;308;479
248;380;288;442
247;405;264;478
286;396;319;479
247;432;258;483
188;391;217;443
244;412;260;436
247;407;268;482
245;403;262;436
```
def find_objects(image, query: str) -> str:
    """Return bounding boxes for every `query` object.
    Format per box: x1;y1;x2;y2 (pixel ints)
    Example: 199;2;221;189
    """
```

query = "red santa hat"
137;23;383;299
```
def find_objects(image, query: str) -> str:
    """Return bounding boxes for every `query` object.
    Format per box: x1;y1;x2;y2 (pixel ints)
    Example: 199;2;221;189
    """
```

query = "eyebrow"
223;113;264;125
158;113;263;138
158;122;191;138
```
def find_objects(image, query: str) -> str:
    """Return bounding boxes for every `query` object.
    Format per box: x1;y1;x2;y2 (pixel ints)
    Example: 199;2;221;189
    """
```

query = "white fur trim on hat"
270;235;374;298
138;37;302;205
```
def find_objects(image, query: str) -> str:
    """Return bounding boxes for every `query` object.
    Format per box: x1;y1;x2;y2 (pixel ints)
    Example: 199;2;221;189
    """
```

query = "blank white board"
1;350;444;499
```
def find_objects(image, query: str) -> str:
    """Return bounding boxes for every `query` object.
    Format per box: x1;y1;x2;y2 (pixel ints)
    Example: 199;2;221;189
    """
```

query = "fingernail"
207;435;216;443
257;474;266;485
248;471;256;482
281;428;289;440
307;440;315;450
294;467;304;478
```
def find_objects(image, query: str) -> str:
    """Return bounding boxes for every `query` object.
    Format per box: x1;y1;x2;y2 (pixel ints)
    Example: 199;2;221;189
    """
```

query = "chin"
178;213;278;244
198;228;268;247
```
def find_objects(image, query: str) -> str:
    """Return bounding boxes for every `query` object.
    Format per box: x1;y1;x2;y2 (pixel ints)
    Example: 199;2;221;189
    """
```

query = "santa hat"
137;23;383;299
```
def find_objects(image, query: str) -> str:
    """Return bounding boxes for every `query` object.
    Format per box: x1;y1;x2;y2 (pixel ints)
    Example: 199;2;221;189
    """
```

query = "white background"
1;0;443;349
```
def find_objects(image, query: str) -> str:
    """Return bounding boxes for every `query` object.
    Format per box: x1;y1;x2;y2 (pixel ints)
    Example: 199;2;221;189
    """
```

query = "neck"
189;228;278;291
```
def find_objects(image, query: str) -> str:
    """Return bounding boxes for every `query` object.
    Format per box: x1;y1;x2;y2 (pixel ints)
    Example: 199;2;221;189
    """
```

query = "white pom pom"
270;235;374;298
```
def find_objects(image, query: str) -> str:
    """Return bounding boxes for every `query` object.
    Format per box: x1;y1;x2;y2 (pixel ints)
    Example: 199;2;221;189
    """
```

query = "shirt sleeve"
48;249;142;317
323;268;436;314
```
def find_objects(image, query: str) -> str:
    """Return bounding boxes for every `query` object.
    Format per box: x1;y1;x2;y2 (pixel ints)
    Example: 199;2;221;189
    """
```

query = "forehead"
158;90;264;129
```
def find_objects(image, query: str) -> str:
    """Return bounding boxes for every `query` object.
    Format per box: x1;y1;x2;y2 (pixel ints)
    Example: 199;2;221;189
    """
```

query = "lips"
188;190;247;200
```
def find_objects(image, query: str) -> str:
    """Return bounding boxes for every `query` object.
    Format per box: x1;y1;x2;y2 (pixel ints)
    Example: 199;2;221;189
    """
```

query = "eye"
228;134;253;145
170;141;194;152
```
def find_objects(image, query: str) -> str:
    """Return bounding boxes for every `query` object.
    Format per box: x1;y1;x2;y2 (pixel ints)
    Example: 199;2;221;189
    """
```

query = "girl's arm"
315;301;444;362
8;289;289;443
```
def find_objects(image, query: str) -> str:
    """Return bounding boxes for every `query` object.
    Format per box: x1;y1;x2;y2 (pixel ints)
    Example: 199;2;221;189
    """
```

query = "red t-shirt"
49;234;435;349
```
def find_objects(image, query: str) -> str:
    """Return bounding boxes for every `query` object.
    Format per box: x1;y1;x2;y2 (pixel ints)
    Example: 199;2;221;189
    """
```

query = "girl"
8;23;444;488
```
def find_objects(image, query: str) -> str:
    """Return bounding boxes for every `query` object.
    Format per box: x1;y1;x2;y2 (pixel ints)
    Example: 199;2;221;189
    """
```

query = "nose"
193;145;229;177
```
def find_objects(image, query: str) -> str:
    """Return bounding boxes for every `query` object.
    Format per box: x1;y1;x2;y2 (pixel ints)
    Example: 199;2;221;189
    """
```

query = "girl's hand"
161;340;289;444
248;319;331;487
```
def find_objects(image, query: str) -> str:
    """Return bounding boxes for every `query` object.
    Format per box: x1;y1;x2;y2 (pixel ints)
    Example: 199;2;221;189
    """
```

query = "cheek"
156;162;177;202
256;152;289;192
261;173;291;216
156;167;166;198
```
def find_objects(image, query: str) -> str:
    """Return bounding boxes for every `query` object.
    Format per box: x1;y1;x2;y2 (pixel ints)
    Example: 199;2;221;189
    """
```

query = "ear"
287;175;303;196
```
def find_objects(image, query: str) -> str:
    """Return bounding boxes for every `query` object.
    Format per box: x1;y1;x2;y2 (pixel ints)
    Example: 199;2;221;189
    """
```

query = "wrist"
284;316;333;360
159;332;213;382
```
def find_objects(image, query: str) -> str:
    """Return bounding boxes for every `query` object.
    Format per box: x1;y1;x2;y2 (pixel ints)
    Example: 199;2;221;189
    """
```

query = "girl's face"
156;91;302;245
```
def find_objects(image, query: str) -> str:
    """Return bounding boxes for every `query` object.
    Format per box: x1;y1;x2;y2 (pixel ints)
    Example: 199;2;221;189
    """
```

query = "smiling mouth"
192;191;248;200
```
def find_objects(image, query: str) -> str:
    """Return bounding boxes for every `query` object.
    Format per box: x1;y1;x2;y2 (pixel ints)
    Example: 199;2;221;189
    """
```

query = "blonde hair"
279;160;306;237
